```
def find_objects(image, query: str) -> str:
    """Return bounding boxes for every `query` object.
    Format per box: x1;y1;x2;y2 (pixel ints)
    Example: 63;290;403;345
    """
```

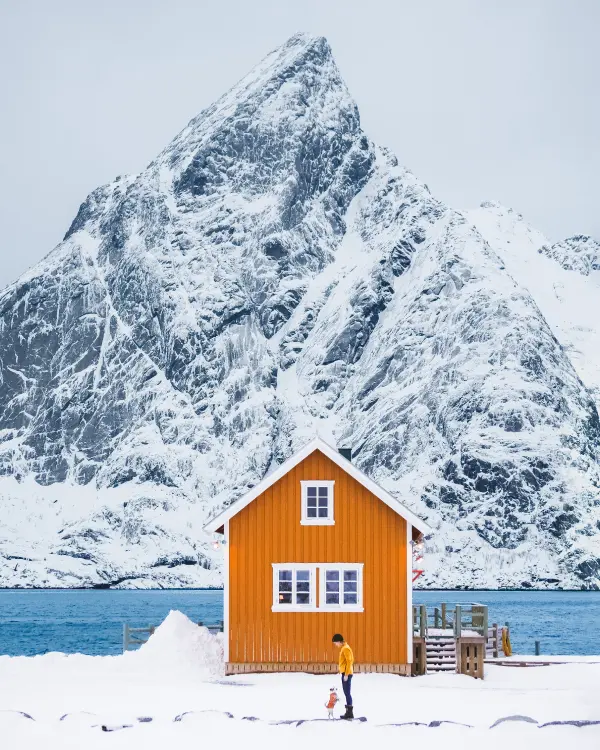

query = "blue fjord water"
0;589;598;657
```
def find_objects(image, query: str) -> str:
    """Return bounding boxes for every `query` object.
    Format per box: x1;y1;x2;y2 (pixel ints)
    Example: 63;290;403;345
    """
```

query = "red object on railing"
412;537;424;583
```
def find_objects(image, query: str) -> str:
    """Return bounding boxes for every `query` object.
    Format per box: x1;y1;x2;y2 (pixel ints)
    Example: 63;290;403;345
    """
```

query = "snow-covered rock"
540;235;600;276
0;34;599;590
464;202;600;414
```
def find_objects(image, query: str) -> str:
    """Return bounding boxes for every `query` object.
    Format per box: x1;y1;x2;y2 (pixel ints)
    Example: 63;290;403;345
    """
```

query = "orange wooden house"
204;437;430;675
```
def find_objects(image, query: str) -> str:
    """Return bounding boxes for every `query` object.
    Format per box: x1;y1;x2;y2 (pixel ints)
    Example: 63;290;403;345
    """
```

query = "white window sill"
271;606;364;613
300;519;335;526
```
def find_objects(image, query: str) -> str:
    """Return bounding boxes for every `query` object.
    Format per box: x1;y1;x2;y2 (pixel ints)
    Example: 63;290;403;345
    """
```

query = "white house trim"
271;563;319;612
300;480;335;525
204;437;430;534
319;563;364;612
406;523;413;664
223;520;230;662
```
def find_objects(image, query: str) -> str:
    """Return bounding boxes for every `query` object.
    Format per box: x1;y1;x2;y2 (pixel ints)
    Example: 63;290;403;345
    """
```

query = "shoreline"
1;586;599;592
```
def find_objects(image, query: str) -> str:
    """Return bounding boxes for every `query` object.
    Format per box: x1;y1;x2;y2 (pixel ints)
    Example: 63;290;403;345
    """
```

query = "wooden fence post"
434;607;440;628
441;603;447;630
420;604;427;638
455;605;462;638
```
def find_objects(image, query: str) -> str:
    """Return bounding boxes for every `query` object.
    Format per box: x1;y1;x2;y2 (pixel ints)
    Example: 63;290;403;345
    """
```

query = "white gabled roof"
203;437;431;535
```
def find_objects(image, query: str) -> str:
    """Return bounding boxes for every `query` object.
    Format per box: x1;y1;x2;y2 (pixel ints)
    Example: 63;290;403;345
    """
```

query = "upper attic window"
300;481;335;525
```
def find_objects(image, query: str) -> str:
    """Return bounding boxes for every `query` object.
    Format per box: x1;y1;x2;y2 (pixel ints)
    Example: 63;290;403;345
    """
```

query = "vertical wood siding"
228;450;408;665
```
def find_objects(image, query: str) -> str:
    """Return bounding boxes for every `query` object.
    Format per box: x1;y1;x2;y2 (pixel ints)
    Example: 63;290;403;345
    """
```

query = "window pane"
326;592;340;604
279;570;292;581
326;571;339;581
344;592;358;605
318;507;328;517
296;592;310;604
297;581;310;593
318;497;328;508
344;581;357;592
279;581;292;592
318;486;328;498
296;570;310;581
325;581;339;592
307;506;317;518
279;592;292;604
307;487;317;497
343;570;357;581
307;496;317;506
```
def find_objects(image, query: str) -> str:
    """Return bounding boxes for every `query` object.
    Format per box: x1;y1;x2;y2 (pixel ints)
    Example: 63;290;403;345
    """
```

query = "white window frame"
300;480;335;525
319;563;364;612
272;563;318;612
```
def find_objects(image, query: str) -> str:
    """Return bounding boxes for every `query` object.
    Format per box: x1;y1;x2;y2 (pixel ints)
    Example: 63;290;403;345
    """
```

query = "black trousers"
341;674;353;706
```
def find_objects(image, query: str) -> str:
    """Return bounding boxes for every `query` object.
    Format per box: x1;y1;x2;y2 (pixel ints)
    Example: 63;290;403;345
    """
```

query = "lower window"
272;564;317;611
320;565;363;611
271;563;363;612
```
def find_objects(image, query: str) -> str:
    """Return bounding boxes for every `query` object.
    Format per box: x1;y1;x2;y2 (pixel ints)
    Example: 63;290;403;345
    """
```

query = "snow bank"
1;643;600;749
136;610;224;677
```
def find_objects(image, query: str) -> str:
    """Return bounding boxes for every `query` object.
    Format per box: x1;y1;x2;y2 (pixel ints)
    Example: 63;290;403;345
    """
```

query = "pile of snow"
135;610;224;677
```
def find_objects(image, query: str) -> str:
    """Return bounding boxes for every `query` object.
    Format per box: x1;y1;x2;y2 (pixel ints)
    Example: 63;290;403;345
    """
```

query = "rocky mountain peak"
1;36;599;590
154;32;351;177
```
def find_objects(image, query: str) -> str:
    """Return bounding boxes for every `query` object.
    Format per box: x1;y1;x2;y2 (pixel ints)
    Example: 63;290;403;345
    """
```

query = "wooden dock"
412;603;510;679
485;657;600;667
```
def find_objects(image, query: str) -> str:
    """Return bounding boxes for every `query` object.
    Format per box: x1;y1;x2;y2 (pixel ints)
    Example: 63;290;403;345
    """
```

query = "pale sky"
1;0;599;289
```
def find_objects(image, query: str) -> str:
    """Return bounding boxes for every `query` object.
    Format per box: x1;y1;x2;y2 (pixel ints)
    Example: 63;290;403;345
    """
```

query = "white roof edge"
203;437;431;535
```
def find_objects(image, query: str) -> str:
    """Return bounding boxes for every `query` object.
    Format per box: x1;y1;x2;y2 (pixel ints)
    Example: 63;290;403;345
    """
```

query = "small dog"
325;686;339;719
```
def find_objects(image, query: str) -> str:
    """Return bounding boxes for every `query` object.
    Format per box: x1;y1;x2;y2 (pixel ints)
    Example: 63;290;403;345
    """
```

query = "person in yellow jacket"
332;633;354;720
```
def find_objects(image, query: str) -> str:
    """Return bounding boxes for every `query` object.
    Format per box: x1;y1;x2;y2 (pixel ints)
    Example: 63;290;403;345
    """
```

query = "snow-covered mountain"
541;235;600;276
465;203;600;411
1;34;599;589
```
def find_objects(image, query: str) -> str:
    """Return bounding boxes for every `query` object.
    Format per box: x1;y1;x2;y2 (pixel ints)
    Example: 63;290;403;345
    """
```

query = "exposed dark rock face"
0;34;598;589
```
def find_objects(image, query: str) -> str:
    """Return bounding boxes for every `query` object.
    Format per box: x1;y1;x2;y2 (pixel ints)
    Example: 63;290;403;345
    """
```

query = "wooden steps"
425;634;456;673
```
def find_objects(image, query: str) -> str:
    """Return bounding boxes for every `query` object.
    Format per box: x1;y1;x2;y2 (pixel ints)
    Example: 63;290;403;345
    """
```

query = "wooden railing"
485;623;512;659
122;620;224;652
412;604;512;679
412;603;489;639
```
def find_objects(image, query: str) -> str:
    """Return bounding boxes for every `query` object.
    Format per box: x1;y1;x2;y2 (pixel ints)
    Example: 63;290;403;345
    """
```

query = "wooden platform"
413;634;485;679
226;662;411;675
485;659;600;667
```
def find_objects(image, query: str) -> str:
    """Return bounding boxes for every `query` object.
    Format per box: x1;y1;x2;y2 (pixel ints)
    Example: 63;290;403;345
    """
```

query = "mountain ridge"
0;34;599;589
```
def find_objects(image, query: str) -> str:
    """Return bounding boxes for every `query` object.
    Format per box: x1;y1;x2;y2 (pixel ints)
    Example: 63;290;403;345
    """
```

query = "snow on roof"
204;437;430;534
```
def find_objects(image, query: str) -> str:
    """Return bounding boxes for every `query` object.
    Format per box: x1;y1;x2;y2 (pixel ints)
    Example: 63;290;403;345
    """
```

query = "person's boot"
341;705;354;720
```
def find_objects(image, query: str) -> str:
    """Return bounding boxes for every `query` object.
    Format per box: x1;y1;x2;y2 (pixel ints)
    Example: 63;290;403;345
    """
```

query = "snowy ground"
1;612;599;749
